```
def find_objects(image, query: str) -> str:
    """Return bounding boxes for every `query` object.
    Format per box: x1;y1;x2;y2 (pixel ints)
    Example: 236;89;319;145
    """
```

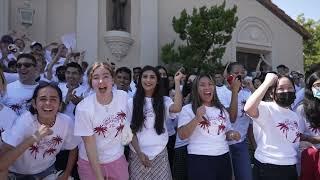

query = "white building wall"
158;0;304;72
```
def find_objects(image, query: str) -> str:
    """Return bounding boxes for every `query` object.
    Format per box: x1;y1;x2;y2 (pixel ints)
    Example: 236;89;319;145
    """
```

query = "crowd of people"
0;32;319;180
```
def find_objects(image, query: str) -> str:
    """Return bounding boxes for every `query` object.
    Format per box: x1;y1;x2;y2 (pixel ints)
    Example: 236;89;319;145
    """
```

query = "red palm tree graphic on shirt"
94;111;127;138
43;148;56;158
116;111;126;122
94;125;108;137
217;112;227;135
199;116;211;133
29;135;63;159
276;120;300;142
29;144;40;159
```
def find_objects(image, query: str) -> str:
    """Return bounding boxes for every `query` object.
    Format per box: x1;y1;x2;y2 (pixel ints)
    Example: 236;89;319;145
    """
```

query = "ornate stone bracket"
104;30;134;61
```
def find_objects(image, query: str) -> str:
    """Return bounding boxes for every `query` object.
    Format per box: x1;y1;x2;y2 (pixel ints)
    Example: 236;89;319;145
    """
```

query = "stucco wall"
7;0;304;71
158;0;304;72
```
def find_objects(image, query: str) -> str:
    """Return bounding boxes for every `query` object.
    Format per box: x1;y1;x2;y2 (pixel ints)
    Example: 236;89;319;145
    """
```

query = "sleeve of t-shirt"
62;117;81;150
2;113;33;147
178;104;195;128
251;101;271;127
164;96;177;119
74;103;94;136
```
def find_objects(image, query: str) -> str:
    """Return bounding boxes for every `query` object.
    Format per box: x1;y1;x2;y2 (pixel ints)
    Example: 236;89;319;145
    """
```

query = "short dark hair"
65;62;83;75
277;64;287;69
17;53;37;65
133;67;142;71
227;62;243;73
1;35;14;44
116;67;132;81
8;60;17;68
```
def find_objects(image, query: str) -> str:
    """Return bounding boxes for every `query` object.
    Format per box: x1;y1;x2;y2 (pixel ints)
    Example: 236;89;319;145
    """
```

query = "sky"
272;0;320;21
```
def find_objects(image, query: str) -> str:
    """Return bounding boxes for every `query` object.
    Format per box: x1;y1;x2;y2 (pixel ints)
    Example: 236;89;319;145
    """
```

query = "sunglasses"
16;62;36;68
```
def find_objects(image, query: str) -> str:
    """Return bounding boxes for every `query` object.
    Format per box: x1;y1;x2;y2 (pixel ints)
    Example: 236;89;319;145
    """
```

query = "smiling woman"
0;82;80;179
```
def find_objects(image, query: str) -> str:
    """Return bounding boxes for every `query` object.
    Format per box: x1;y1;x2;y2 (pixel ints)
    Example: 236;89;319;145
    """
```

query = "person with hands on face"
244;73;301;180
0;82;80;180
128;66;184;180
178;74;240;180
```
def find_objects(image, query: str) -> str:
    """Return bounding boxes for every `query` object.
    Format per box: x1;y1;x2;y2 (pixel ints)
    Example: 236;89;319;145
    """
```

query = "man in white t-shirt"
130;67;141;94
225;62;253;180
60;62;86;119
115;67;135;97
214;71;232;108
3;53;38;115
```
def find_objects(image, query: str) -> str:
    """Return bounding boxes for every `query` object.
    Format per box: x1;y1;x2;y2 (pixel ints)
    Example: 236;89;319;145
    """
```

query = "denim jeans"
229;140;253;180
8;164;57;180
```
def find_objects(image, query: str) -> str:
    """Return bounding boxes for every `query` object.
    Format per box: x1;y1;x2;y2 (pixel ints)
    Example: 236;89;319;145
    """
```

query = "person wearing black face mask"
244;73;301;180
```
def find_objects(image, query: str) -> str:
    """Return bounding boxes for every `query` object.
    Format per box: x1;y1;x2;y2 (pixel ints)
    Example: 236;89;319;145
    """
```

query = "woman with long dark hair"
244;73;301;180
178;74;240;180
296;71;320;180
128;65;184;180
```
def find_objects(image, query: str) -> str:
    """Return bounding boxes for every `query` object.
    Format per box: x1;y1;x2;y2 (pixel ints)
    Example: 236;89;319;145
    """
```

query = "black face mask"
274;92;296;108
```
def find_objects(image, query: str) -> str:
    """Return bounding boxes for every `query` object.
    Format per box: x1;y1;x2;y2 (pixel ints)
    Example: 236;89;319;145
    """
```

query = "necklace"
36;114;56;128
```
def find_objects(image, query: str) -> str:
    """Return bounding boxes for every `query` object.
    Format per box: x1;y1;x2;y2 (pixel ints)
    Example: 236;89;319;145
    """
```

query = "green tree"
296;14;320;70
161;1;238;73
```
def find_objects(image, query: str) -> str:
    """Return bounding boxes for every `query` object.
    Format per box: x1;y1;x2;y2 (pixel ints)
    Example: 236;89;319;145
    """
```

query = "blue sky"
272;0;320;21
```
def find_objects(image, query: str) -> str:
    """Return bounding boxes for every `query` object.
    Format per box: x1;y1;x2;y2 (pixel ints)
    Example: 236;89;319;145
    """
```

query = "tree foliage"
161;1;238;73
296;14;320;70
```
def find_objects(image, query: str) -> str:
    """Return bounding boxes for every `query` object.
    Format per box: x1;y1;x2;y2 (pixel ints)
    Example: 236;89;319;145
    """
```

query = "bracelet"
32;134;40;142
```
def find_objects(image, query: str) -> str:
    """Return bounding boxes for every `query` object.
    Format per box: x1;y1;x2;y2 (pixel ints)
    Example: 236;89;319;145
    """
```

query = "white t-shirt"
2;112;80;174
74;90;129;163
178;104;232;156
0;105;17;143
3;80;38;115
174;116;189;148
128;96;176;160
59;83;87;119
252;101;302;165
129;81;137;94
296;105;320;148
228;89;252;145
166;117;176;137
216;85;232;108
3;72;19;84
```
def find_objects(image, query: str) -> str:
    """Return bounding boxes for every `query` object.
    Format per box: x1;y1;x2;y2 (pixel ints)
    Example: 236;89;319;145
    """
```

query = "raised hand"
33;125;53;142
264;73;278;87
196;105;206;122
